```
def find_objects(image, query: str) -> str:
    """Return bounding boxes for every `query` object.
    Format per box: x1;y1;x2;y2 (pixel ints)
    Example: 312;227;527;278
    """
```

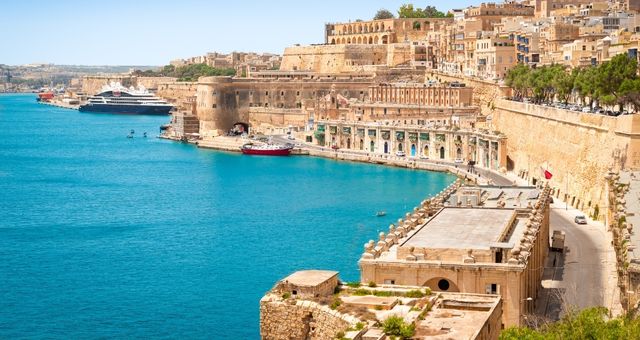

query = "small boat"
241;143;292;156
126;134;133;139
376;211;386;217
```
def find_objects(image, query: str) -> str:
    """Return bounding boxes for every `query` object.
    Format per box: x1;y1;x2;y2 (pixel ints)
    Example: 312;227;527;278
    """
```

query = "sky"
0;0;482;66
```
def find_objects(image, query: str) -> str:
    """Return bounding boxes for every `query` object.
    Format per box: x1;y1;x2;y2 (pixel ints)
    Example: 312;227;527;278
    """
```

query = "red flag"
540;167;553;180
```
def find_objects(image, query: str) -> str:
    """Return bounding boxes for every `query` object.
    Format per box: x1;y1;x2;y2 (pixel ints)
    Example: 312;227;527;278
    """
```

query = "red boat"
241;143;292;156
37;92;54;102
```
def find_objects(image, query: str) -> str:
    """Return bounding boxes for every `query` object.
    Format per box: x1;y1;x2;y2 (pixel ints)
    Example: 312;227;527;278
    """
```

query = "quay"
159;134;489;185
37;100;80;110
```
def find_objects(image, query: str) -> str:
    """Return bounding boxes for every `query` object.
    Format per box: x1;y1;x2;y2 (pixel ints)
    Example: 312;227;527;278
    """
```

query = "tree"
374;9;394;20
397;4;449;18
552;65;575;104
505;63;531;99
382;316;415;339
398;4;425;18
596;53;638;112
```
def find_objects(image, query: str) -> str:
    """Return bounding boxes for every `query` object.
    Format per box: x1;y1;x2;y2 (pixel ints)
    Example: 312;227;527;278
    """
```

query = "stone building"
194;73;374;136
261;270;503;340
325;18;451;46
359;183;552;327
315;121;506;169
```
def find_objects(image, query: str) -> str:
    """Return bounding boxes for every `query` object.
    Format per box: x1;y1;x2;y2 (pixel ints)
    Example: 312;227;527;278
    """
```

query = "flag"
540;166;553;180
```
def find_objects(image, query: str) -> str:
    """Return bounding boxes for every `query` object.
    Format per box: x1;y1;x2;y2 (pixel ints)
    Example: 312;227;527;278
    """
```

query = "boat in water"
36;92;54;102
241;143;292;156
79;82;173;115
376;211;387;217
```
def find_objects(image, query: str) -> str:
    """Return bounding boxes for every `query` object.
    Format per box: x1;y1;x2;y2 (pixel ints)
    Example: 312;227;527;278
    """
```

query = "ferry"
79;82;173;115
241;143;292;156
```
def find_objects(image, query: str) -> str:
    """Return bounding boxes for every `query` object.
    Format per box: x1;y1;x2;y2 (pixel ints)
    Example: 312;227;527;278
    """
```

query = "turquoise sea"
0;94;455;339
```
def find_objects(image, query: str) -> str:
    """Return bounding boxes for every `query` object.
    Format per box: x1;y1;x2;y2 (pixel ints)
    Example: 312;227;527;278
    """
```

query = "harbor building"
359;184;552;327
314;121;506;170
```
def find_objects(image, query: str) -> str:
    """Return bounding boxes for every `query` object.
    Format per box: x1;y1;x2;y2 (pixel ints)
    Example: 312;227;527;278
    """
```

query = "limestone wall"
280;45;389;73
157;81;197;105
493;99;640;217
260;295;358;340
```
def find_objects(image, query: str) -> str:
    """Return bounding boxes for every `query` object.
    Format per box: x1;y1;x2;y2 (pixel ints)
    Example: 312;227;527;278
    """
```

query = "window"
485;283;499;295
212;104;217;108
384;279;395;284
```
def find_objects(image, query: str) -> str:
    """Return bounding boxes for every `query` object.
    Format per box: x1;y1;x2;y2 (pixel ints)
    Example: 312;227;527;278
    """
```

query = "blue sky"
0;0;482;66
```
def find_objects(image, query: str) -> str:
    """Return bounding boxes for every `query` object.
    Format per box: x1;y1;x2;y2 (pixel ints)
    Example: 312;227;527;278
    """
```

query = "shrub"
405;289;425;298
373;290;394;297
346;282;361;288
281;292;291;299
382;316;415;339
425;287;432;295
353;288;372;296
368;281;378;288
355;322;365;330
330;297;342;310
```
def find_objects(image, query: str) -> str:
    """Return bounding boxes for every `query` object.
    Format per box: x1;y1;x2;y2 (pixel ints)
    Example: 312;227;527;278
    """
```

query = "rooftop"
282;270;338;287
401;207;516;250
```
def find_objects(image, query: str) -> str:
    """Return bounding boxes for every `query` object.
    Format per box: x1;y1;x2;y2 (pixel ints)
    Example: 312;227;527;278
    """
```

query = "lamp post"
521;297;533;326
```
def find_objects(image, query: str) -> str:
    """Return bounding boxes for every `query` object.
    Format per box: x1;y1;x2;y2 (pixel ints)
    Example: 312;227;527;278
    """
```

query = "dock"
38;100;80;110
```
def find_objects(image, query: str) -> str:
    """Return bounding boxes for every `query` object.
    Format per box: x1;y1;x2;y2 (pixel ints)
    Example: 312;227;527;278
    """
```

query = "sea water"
0;94;455;339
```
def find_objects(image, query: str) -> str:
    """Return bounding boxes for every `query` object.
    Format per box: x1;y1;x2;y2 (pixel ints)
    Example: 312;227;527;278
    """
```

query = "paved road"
534;204;615;322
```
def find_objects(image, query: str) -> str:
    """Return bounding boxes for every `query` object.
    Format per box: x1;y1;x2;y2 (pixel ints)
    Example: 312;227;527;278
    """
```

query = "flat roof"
402;208;516;250
283;270;338;287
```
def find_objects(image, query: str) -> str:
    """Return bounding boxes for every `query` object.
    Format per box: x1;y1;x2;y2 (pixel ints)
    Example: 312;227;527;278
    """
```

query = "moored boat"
241;143;292;156
37;92;54;102
79;82;173;115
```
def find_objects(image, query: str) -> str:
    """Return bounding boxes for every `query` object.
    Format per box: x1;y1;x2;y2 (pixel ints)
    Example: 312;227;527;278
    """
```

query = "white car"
287;135;295;140
581;107;591;113
454;158;464;164
396;151;406;157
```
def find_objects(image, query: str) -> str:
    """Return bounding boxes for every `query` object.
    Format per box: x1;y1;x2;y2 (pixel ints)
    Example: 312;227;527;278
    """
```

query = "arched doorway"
411;144;416;157
456;147;462;159
359;139;364;150
423;145;429;158
382;35;389;44
439;146;445;159
384;141;389;154
347;138;351;149
398;143;403;152
370;141;375;152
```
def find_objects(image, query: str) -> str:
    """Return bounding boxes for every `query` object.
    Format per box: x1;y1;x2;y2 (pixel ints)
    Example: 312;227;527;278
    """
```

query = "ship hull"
241;147;291;156
79;104;172;115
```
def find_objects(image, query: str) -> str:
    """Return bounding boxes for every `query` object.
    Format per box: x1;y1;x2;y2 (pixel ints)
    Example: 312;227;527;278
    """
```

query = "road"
533;203;618;322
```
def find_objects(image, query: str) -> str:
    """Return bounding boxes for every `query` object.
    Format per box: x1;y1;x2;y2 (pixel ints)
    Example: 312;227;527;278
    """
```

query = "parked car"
574;215;587;224
395;151;406;157
287;135;295;140
582;107;591;113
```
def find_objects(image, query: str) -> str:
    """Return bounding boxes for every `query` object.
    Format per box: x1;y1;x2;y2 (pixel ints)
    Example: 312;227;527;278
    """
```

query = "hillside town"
20;0;640;338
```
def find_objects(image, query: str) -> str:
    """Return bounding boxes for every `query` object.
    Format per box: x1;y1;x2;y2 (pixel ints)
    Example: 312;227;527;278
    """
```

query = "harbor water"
0;94;456;339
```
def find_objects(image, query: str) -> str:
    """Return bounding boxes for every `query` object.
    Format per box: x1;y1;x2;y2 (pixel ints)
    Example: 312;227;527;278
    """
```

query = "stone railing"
361;179;463;260
606;171;634;311
507;185;551;266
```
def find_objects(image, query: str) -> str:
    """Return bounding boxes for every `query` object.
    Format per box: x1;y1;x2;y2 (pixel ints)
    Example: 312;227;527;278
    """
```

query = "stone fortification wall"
82;75;178;95
280;44;390;73
196;76;372;136
248;108;308;132
493;99;640;217
82;75;134;95
260;295;359;340
157;82;197;105
136;77;177;90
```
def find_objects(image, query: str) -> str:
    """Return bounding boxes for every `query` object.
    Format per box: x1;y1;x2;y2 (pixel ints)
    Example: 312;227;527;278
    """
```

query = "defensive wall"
493;99;640;219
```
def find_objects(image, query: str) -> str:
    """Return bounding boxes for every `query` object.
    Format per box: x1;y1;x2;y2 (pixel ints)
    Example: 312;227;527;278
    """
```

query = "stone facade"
195;76;372;136
493;99;640;219
359;182;552;327
315;121;507;170
260;298;353;340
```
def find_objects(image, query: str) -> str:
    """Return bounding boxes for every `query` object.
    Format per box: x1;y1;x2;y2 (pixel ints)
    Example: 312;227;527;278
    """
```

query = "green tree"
596;53;638;112
374;9;395;20
382;316;415;339
505;63;531;99
552;65;576;104
398;4;425;18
